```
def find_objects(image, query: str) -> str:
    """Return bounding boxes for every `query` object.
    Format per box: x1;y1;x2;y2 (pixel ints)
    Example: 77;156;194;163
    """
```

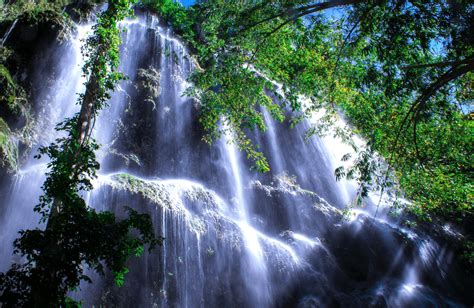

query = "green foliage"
0;203;158;306
329;0;474;220
0;63;25;115
0;0;96;23
463;240;474;269
0;50;26;171
145;0;303;172
146;0;473;262
0;1;69;27
0;117;17;170
194;1;472;217
0;45;33;171
0;1;162;306
140;0;195;45
0;2;74;172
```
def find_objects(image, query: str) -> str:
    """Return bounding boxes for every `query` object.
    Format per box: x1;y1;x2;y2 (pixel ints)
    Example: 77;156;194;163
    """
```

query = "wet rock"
136;66;161;105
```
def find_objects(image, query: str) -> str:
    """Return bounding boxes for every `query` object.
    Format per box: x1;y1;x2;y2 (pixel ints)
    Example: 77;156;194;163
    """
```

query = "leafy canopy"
145;0;472;225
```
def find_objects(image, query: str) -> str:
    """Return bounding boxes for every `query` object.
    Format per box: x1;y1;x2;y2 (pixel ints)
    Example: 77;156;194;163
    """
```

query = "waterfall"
0;22;92;272
1;19;18;46
221;127;271;306
0;12;472;307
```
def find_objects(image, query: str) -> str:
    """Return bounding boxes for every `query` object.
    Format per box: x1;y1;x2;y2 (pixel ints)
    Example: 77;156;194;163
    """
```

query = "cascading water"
0;19;17;46
0;12;472;307
0;22;91;270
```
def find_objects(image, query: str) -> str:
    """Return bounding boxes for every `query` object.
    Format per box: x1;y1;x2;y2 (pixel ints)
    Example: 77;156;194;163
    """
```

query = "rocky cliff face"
0;3;97;173
0;10;70;173
0;10;472;308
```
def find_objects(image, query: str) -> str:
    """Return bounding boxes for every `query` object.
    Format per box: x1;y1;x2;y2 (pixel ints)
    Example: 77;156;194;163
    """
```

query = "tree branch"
390;59;474;164
238;0;361;35
401;58;474;70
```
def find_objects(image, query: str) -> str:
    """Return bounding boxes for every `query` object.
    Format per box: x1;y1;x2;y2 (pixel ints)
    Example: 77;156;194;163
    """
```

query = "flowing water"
0;13;472;307
0;19;17;46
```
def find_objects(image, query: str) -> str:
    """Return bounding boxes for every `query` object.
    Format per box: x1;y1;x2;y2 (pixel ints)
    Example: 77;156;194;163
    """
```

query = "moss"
0;63;31;170
136;66;161;106
462;240;474;271
108;174;236;236
108;149;142;167
0;64;14;86
111;174;173;209
1;1;68;23
0;63;26;115
0;117;18;171
251;172;317;197
0;61;31;172
1;1;102;26
0;46;13;63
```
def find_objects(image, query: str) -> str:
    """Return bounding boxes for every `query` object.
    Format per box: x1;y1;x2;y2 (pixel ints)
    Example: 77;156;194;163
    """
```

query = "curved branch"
412;60;474;116
238;0;361;35
390;59;474;165
412;110;422;165
328;2;378;108
401;57;474;70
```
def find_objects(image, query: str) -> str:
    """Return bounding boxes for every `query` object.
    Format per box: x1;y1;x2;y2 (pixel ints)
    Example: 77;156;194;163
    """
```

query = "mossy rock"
0;117;18;171
136;66;161;105
0;63;22;114
64;1;100;23
0;61;29;131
